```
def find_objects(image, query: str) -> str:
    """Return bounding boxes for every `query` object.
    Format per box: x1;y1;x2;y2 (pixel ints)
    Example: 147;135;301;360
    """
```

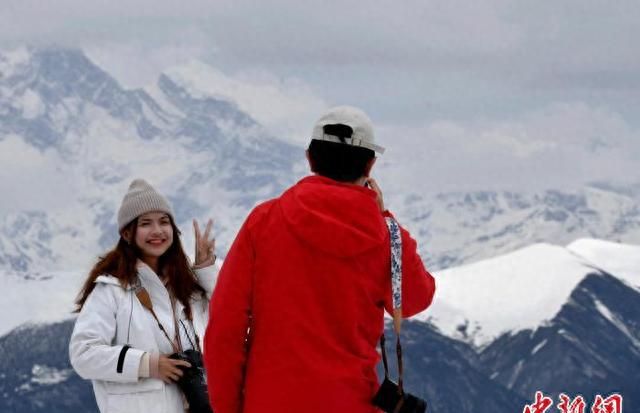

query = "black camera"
372;377;427;413
169;349;213;413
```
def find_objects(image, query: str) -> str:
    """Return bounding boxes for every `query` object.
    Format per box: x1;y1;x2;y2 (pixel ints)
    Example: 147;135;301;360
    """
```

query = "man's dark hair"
308;124;375;182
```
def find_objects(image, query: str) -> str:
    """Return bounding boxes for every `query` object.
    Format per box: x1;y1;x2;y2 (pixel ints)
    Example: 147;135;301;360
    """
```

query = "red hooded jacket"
204;175;436;413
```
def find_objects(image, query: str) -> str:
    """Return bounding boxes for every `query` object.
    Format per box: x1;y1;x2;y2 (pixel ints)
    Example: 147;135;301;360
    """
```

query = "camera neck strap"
380;217;405;395
135;285;181;354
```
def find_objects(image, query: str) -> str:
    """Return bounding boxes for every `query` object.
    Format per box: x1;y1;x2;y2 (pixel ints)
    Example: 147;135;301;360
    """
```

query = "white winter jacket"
69;261;218;413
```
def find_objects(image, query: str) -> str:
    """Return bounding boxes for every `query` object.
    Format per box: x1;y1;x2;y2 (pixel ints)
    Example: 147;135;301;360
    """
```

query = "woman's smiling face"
134;211;174;261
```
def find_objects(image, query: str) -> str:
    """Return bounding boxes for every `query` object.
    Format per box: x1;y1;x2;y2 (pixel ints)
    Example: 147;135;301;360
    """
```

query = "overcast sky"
1;0;639;192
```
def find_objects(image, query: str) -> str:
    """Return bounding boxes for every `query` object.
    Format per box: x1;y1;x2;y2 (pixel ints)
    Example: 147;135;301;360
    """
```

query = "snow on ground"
415;239;640;347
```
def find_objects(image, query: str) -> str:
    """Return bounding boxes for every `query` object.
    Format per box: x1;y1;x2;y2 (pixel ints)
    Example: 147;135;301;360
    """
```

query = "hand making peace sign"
193;218;216;269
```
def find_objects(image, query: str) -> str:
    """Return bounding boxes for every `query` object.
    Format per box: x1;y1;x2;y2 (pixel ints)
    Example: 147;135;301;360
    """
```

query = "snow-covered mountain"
419;238;640;347
0;44;640;413
0;320;96;413
3;46;640;412
0;46;302;275
2;44;640;365
2;46;640;278
391;185;640;270
479;272;640;411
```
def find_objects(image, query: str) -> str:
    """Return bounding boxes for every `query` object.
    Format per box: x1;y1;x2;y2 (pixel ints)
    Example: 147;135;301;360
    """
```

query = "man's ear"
363;157;377;177
306;149;316;173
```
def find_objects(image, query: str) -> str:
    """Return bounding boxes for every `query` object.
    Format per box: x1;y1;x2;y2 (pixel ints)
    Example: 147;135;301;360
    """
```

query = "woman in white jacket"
69;179;218;413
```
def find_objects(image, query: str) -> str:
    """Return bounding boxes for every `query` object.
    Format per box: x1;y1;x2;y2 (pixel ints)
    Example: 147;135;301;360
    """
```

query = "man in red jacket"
204;106;436;413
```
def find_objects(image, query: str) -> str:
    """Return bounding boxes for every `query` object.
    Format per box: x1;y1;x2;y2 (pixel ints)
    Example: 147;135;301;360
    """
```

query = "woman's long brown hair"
74;217;206;319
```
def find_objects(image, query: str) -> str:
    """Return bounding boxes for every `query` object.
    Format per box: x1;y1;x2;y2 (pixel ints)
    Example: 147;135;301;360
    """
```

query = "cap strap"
313;133;386;154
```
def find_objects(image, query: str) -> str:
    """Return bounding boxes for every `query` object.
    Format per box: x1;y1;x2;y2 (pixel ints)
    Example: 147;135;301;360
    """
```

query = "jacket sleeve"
204;217;255;413
69;283;145;382
194;263;220;299
383;211;436;318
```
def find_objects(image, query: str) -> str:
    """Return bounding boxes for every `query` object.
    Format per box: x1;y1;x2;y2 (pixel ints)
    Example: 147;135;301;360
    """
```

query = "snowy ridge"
478;270;640;407
417;239;640;347
567;238;640;290
163;60;326;145
390;186;640;270
0;270;80;336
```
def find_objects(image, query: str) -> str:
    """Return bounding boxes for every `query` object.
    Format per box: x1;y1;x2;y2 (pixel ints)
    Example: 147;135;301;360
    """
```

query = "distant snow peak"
163;60;326;145
418;238;639;347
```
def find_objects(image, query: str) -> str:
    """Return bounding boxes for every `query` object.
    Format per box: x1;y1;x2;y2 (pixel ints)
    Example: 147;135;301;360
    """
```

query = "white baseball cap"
311;106;385;154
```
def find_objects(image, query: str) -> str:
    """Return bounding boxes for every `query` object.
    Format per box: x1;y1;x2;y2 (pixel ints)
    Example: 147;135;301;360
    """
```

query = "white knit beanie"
117;179;174;231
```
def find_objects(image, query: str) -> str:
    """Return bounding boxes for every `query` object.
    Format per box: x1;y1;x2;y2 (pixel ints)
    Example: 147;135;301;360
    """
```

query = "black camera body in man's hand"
169;349;213;413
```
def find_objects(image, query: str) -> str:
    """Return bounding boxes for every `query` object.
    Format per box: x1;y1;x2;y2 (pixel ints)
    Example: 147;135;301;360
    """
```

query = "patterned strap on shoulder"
383;217;405;392
385;217;402;310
